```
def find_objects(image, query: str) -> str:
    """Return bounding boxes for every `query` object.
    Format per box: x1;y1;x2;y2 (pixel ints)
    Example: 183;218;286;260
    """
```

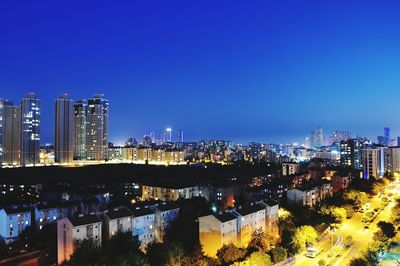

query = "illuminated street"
290;179;400;266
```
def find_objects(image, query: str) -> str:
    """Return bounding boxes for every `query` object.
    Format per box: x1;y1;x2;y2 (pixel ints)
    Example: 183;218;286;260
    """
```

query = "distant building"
34;203;68;230
0;206;32;243
282;162;300;176
310;126;323;149
55;94;74;164
383;147;400;173
142;184;200;201
20;93;40;166
86;94;109;161
329;131;351;145
178;129;184;143
57;214;102;264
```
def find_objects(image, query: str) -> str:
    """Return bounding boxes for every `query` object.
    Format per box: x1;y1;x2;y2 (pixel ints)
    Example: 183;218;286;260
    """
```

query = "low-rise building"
131;206;156;249
150;202;180;242
103;207;133;239
0;206;32;243
287;182;333;207
198;212;238;257
231;204;265;248
57;214;102;265
34;203;67;230
282;162;300;176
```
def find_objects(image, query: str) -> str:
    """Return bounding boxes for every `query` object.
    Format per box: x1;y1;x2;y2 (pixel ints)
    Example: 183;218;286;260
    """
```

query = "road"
285;179;400;266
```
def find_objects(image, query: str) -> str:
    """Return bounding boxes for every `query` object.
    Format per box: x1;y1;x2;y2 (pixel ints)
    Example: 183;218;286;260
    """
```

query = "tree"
318;259;326;266
270;246;287;263
0;239;8;259
66;239;102;266
344;190;368;207
392;198;400;225
216;243;246;265
377;221;396;238
319;205;347;224
105;231;140;255
37;223;57;266
164;242;187;266
247;229;270;253
349;257;369;266
291;226;318;252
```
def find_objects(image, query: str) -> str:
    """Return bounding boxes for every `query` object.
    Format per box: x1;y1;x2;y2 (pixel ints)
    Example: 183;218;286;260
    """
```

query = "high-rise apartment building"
86;94;109;161
73;100;87;160
20;93;40;166
55;94;73;164
3;101;21;165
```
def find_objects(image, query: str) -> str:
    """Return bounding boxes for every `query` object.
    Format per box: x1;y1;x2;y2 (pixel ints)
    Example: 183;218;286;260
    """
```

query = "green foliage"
269;246;287;263
216;243;246;265
318;259;326;266
291;225;318;253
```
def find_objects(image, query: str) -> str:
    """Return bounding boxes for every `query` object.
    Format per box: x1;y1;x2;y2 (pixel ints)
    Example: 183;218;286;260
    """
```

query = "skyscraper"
329;131;351;145
310;126;323;149
73;100;87;160
55;94;73;164
20;93;40;166
3;101;21;165
86;94;109;161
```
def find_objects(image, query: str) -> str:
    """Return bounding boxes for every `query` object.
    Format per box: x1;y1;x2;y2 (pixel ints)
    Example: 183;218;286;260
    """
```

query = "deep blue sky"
1;1;400;145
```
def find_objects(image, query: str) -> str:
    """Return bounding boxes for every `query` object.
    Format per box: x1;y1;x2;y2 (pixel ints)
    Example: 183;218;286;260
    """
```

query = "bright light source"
166;128;172;132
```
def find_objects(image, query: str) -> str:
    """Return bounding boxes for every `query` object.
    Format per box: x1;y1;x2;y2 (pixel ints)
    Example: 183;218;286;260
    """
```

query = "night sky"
1;1;400;145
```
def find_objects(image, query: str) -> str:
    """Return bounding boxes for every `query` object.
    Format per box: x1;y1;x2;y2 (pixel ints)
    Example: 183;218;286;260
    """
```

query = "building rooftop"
3;206;32;215
212;212;237;223
131;206;155;217
104;207;133;220
153;202;180;212
234;203;265;216
69;214;101;227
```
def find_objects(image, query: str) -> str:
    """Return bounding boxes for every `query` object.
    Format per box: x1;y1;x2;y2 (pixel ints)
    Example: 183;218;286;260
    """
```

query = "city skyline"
2;1;400;144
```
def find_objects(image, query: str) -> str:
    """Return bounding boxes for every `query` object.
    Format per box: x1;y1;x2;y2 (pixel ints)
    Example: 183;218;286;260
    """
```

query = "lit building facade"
362;148;382;179
0;207;32;243
2;101;20;165
86;94;109;161
20;93;40;166
55;94;73;164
